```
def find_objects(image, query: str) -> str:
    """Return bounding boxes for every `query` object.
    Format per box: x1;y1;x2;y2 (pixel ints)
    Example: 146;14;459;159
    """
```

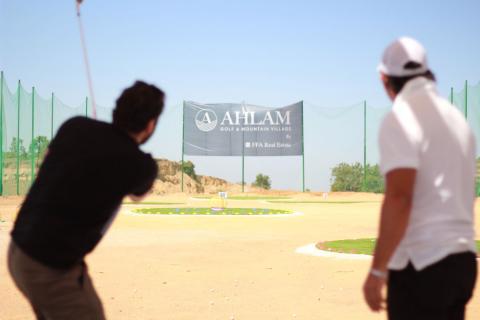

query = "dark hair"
386;62;436;94
113;81;165;133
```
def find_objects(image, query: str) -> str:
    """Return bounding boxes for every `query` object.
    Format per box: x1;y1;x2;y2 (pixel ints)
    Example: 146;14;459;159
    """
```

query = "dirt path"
1;193;479;319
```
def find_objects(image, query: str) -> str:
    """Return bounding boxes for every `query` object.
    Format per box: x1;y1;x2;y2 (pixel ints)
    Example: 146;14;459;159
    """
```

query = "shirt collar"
395;76;437;102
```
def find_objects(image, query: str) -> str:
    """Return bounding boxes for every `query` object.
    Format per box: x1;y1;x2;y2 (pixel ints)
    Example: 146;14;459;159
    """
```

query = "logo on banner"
195;109;218;132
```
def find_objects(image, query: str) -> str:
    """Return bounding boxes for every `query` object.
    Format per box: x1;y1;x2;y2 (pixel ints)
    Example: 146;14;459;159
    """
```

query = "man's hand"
363;168;416;313
128;194;147;202
363;273;386;312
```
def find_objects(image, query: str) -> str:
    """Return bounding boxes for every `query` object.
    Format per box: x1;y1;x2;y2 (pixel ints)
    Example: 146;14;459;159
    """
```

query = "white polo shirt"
379;77;477;271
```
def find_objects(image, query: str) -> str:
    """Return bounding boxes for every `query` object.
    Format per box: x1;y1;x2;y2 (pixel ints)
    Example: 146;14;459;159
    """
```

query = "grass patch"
318;238;480;255
133;207;292;215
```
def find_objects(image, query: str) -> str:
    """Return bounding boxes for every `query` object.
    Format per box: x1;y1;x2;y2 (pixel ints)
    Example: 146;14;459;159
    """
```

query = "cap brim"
377;63;428;77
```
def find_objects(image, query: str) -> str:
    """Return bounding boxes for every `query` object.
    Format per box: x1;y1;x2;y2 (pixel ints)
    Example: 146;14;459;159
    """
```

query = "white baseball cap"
377;37;429;77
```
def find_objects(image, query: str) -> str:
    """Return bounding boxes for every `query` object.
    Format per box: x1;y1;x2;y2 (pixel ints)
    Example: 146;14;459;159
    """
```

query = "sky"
1;0;480;191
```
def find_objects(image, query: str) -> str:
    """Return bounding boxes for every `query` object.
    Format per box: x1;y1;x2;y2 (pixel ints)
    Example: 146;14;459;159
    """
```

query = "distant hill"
152;158;264;194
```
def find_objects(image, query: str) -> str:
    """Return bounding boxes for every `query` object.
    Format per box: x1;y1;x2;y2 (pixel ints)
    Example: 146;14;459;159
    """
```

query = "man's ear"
380;73;396;101
146;118;157;135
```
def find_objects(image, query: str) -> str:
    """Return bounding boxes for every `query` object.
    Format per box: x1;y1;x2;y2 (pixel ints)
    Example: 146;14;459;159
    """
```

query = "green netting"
450;81;480;195
0;72;112;195
451;81;480;155
1;79;18;195
302;101;389;192
1;71;479;195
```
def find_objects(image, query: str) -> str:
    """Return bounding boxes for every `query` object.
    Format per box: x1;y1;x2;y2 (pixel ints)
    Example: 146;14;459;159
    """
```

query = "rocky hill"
152;158;253;194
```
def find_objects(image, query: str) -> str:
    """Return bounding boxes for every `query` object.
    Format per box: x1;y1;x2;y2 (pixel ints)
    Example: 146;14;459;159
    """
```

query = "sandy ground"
1;192;480;320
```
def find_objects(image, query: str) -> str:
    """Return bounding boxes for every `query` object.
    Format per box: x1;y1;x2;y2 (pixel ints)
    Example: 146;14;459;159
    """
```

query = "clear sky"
1;0;480;190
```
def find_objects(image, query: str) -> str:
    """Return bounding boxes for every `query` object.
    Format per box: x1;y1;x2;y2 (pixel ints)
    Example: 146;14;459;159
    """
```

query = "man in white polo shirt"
363;37;477;320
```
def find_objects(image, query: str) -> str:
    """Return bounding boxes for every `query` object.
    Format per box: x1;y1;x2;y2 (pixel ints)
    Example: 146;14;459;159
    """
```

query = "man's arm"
363;168;416;311
128;155;158;203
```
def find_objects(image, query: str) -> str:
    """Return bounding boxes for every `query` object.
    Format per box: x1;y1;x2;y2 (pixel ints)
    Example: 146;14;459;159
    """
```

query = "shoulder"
387;99;422;136
379;111;400;137
57;116;96;132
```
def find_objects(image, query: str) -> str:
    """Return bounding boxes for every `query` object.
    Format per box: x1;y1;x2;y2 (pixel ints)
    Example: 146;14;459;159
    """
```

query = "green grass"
133;207;292;215
268;200;379;204
319;238;480;255
123;202;184;205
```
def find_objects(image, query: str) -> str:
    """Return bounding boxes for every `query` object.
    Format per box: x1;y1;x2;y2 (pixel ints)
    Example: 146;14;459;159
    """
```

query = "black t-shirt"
11;117;158;269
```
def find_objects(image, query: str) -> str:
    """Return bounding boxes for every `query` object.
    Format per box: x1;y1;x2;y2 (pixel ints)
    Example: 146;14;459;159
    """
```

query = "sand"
1;193;479;319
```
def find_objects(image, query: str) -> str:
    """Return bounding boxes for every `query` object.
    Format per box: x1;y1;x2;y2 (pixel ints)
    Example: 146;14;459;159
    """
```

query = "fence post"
181;101;185;192
450;87;454;104
0;71;4;195
16;81;21;195
31;87;35;185
242;131;245;193
363;100;367;189
301;101;305;192
241;101;245;193
51;92;54;139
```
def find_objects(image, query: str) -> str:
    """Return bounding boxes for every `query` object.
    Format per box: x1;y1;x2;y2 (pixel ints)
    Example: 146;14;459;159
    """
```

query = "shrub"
181;161;197;181
330;162;384;193
252;174;271;190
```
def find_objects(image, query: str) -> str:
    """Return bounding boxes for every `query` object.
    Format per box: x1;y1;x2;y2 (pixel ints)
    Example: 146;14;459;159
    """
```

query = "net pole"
241;101;245;193
242;126;245;193
363;100;367;189
85;96;88;117
181;101;185;192
31;87;35;185
465;80;468;119
16;80;21;195
450;87;454;104
0;71;4;195
51;92;54;139
301;101;305;192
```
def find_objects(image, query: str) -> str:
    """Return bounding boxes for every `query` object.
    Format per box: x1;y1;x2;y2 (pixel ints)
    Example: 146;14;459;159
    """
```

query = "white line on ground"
295;243;372;260
123;210;303;217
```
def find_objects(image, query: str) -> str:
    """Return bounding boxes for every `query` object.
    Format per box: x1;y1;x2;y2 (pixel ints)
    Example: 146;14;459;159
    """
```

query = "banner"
183;101;303;156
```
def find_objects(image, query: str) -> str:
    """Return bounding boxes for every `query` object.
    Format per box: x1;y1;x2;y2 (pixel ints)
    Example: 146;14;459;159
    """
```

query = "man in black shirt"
8;81;164;319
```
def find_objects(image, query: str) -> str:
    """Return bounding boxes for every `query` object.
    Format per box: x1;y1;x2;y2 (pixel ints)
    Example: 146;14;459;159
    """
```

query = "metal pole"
465;80;468;119
51;92;54;139
301;101;305;192
31;87;35;185
450;87;454;105
85;96;88;117
0;71;4;195
363;100;367;189
242;139;245;193
16;80;20;195
241;101;245;192
181;101;185;192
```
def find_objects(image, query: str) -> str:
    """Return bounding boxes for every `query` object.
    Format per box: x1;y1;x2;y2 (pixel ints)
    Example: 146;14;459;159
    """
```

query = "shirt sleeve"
379;113;420;176
130;154;158;196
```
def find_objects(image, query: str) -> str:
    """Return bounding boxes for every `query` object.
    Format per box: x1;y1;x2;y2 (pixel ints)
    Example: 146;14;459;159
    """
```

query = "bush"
330;162;384;193
252;174;271;190
181;161;197;181
363;164;384;193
